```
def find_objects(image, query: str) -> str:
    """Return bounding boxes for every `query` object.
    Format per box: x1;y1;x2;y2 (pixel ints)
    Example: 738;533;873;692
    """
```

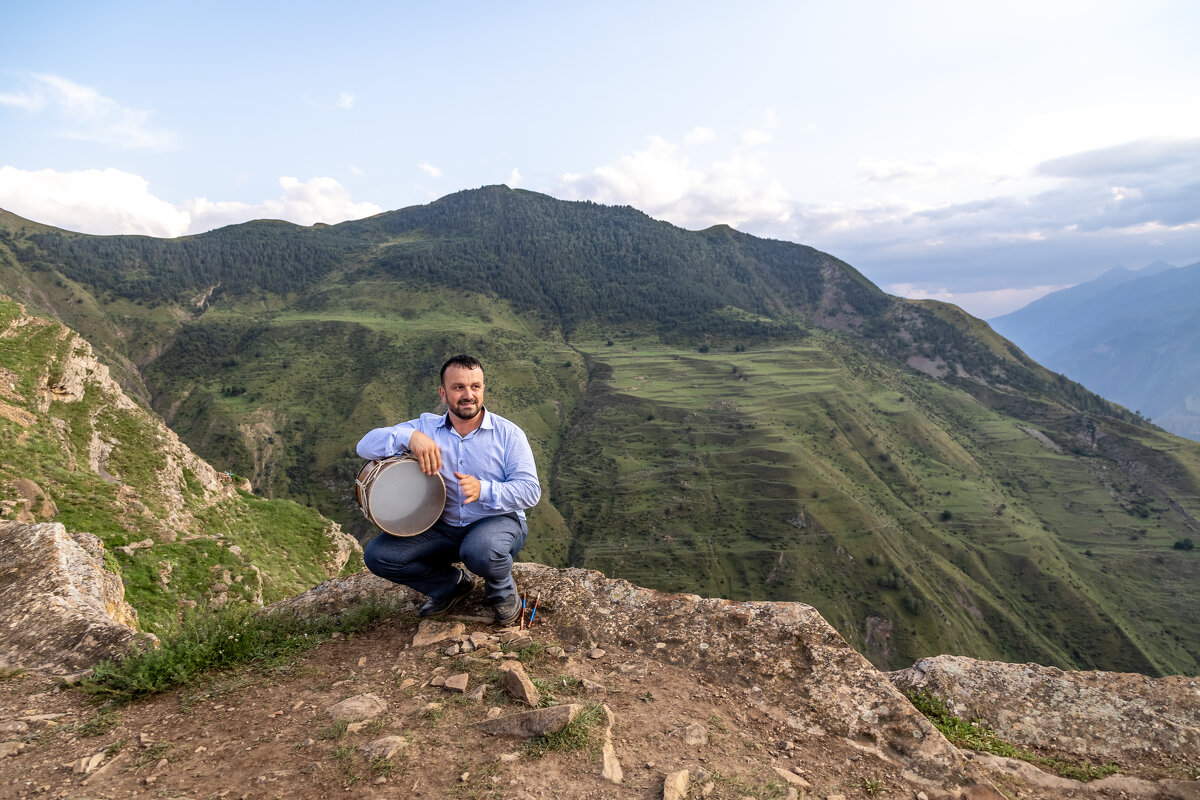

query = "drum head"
357;457;446;536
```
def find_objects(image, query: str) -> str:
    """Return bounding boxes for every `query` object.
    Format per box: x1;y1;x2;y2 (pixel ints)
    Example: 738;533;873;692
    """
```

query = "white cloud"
0;73;176;150
887;282;1073;319
0;166;380;237
556;132;791;230
0;166;191;236
508;168;522;187
349;165;364;176
418;161;442;178
684;126;716;145
739;129;771;148
336;91;355;109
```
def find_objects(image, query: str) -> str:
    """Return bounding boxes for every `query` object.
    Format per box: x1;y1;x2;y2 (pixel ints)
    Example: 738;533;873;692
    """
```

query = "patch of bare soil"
0;611;1187;800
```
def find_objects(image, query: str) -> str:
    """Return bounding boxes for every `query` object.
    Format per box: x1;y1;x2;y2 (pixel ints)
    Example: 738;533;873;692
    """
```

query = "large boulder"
0;521;156;672
888;654;1200;764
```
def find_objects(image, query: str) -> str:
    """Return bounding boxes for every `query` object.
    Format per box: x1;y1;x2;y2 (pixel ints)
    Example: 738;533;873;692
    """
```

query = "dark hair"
440;355;483;383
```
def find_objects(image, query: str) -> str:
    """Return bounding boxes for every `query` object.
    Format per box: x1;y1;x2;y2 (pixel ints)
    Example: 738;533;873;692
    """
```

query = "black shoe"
418;572;476;618
493;591;521;626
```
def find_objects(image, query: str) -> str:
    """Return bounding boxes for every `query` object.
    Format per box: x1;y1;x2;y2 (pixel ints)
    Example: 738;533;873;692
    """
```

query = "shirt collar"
439;407;493;431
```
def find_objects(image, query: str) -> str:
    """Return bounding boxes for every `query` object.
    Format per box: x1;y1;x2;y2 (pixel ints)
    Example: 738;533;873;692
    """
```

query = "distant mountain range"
2;187;1199;676
991;260;1200;441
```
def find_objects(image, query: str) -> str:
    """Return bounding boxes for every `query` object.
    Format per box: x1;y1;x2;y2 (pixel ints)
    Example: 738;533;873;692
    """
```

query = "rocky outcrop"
0;521;156;672
268;563;966;782
888;654;1200;764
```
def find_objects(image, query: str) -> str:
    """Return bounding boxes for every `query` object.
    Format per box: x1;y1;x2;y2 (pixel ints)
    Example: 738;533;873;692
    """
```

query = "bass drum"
355;455;446;536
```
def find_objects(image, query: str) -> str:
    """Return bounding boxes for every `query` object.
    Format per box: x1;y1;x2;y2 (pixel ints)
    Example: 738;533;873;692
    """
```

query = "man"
356;355;540;625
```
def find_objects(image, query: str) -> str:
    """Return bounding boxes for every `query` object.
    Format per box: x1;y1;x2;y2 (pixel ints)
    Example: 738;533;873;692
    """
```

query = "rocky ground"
1;597;1197;800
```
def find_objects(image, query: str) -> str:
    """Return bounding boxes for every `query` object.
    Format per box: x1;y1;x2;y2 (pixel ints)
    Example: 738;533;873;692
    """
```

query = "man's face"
440;365;485;422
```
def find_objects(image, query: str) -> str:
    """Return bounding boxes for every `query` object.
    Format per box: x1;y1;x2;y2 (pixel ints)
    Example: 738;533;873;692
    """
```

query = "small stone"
469;632;491;648
601;704;623;785
476;704;582;738
412;619;466;647
444;643;461;656
486;706;503;719
588;648;606;659
431;675;446;687
0;722;29;734
497;752;520;762
325;693;387;722
683;722;708;746
663;769;690;800
143;776;157;786
399;678;417;690
0;741;27;758
357;656;367;667
373;777;387;784
444;673;470;693
460;771;470;782
772;766;811;788
467;684;487;702
546;646;565;657
500;661;541;707
581;678;608;693
701;781;715;797
360;736;408;760
419;702;443;715
917;793;930;800
346;722;368;734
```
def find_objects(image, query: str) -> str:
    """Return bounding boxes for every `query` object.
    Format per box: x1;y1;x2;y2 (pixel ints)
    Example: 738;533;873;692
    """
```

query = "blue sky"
2;1;1199;317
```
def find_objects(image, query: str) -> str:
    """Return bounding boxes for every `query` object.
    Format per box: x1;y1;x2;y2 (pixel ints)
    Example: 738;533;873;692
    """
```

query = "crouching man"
356;355;540;625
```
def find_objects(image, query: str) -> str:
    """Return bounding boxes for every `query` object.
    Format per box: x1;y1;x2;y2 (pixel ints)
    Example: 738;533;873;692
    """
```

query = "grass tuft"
908;690;1120;781
521;703;606;758
78;600;396;705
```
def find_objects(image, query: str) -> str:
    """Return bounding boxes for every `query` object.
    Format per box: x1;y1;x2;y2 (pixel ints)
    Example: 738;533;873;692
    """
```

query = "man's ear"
438;385;447;404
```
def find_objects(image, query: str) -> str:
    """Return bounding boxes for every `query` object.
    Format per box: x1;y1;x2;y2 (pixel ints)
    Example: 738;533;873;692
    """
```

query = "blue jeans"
363;513;528;604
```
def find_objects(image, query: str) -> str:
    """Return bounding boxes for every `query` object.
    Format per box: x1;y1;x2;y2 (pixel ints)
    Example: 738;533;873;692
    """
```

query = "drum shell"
355;455;446;536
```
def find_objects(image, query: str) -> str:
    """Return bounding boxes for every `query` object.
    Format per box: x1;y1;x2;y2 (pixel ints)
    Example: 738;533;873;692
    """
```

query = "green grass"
908;690;1120;782
520;703;607;758
79;600;396;705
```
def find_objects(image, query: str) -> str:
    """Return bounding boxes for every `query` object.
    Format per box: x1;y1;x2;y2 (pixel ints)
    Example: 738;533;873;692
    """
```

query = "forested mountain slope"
1;188;1197;675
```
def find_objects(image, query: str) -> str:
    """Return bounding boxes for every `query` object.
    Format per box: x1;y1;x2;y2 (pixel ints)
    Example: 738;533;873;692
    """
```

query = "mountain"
991;261;1200;440
1;187;1198;677
0;295;360;638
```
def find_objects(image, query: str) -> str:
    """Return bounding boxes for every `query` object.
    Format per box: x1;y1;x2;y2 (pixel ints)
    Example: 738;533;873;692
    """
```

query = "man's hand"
455;472;480;504
407;430;442;476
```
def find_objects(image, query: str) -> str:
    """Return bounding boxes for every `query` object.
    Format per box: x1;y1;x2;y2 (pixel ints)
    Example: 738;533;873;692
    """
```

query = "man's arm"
475;427;541;512
356;414;444;475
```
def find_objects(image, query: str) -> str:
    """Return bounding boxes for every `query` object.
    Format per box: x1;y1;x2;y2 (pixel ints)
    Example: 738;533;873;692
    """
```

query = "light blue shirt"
355;409;541;526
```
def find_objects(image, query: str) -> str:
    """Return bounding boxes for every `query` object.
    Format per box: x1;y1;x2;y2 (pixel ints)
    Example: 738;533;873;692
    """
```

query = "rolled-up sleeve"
356;421;417;460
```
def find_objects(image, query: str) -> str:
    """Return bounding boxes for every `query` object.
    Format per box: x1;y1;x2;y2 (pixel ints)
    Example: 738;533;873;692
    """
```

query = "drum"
355;455;446;536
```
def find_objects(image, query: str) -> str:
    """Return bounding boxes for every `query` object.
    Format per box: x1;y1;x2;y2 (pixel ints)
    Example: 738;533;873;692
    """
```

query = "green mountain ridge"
1;186;1198;676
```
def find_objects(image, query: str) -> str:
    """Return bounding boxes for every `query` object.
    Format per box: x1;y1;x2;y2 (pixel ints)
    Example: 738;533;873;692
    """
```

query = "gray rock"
475;704;581;738
325;693;387;721
682;722;708;746
0;521;159;672
600;704;623;784
359;736;408;760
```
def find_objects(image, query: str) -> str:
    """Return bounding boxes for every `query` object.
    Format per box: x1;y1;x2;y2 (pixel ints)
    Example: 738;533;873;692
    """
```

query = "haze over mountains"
991;260;1200;442
1;186;1198;677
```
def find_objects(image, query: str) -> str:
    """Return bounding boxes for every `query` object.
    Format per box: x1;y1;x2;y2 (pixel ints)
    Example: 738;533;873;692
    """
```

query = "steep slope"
992;261;1200;440
1;190;1198;676
0;296;360;634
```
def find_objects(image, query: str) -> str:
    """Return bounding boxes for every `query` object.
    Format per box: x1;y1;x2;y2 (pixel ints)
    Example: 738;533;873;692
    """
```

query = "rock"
663;769;690;800
325;693;387;722
360;736;408;760
430;675;446;687
772;766;811;788
444;673;470;693
412;619;466;647
346;722;368;734
683;722;708;746
588;648;606;659
888;654;1200;763
486;707;502;719
0;521;159;671
475;704;581;738
0;722;29;734
72;752;105;774
500;661;541;707
468;632;491;648
580;678;608;693
600;704;623;784
0;741;27;757
444;642;460;656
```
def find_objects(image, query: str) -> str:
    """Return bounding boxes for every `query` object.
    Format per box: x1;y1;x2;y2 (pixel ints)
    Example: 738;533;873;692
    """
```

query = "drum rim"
356;455;446;536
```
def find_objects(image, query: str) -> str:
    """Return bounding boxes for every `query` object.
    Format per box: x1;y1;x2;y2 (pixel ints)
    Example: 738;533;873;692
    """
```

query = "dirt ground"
0;610;1190;800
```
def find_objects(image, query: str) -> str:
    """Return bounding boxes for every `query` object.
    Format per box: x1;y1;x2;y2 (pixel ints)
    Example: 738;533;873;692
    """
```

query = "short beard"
448;402;481;421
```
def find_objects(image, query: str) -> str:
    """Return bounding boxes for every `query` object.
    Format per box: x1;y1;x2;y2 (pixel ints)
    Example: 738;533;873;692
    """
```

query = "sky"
2;1;1199;318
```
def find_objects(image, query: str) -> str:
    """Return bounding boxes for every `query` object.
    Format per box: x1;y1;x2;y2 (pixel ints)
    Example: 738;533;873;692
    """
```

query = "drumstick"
527;592;541;628
519;592;527;630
